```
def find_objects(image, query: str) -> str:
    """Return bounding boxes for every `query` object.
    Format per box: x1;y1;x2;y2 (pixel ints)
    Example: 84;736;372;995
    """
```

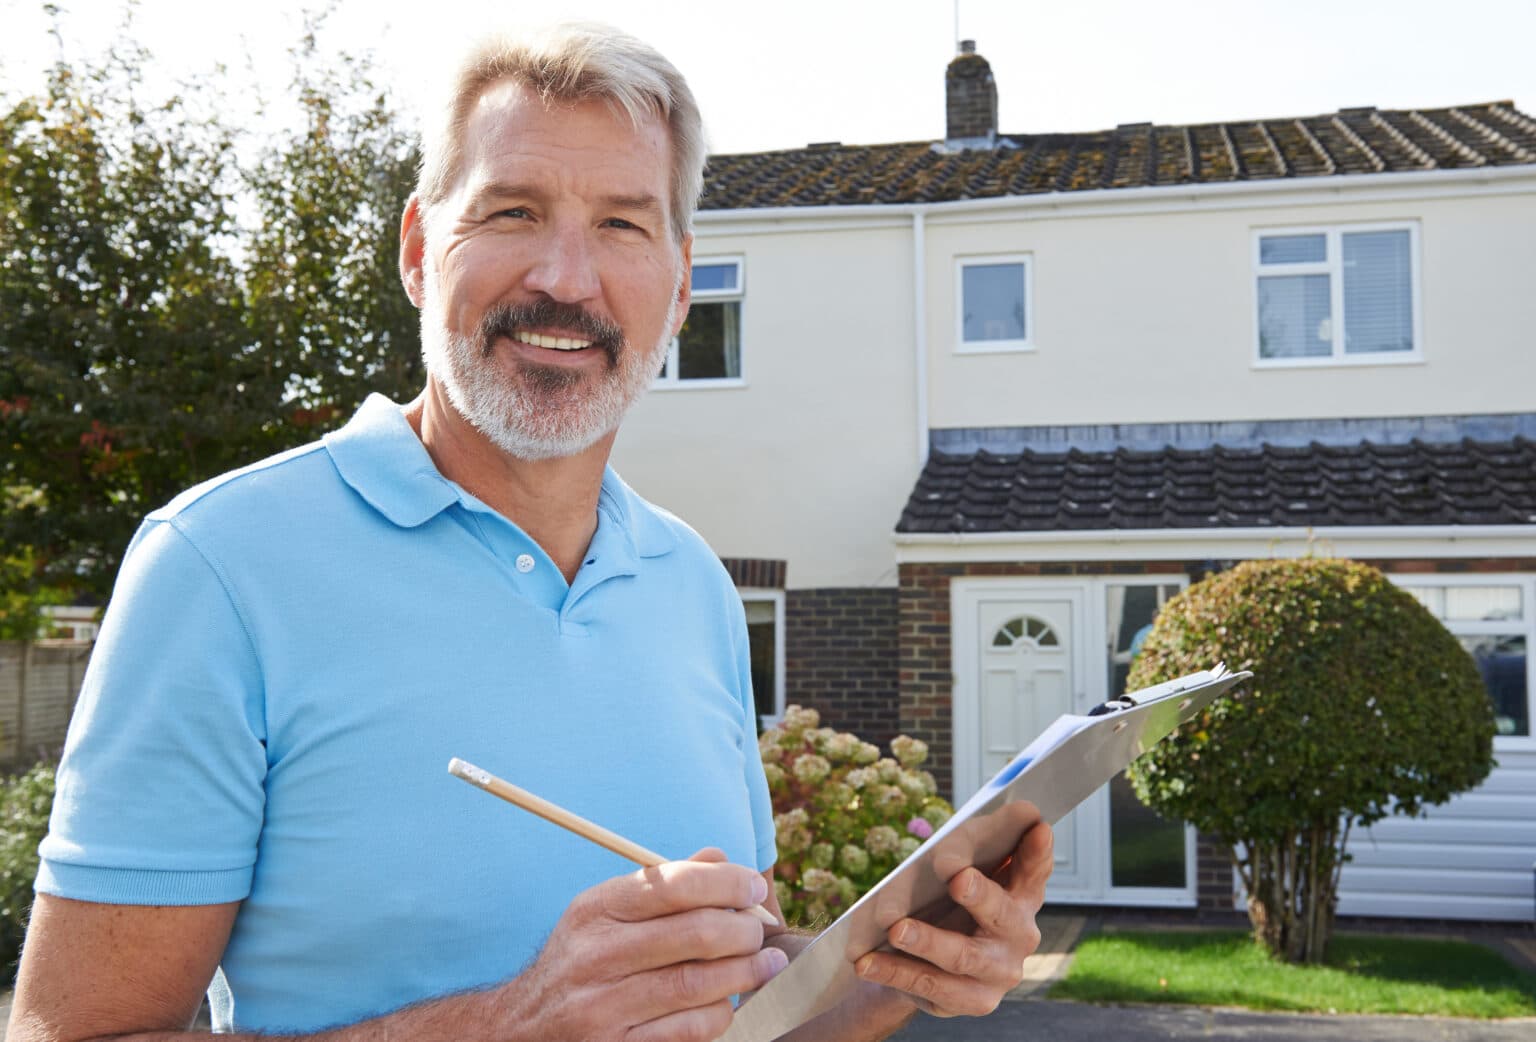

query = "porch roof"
897;434;1536;534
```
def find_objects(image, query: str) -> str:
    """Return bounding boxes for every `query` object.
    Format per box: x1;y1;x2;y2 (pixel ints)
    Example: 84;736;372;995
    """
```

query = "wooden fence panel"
0;640;92;766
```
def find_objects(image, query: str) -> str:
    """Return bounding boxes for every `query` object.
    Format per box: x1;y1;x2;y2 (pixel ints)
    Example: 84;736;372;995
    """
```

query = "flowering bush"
762;706;953;927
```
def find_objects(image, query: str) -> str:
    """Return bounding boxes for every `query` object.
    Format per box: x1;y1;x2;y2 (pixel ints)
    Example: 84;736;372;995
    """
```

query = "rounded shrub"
1127;558;1495;962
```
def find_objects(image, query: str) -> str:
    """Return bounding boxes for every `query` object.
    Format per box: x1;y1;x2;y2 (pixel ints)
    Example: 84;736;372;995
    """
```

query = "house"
609;41;1536;922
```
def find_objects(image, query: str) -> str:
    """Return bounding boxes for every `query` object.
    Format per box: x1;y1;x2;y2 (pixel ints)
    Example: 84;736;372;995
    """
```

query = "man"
9;24;1053;1042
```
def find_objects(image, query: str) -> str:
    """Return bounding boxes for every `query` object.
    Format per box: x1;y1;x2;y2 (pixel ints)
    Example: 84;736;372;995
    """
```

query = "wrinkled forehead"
455;78;672;192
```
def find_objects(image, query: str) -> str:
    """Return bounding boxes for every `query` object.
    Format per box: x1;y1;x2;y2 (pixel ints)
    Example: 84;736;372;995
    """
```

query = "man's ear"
670;234;693;337
399;194;428;309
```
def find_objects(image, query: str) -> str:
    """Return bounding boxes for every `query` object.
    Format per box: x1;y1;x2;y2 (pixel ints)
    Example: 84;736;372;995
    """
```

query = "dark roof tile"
703;102;1536;211
897;437;1536;533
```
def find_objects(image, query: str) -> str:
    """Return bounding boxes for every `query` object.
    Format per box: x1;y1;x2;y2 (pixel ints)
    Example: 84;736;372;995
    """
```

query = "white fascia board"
893;525;1536;564
692;164;1536;234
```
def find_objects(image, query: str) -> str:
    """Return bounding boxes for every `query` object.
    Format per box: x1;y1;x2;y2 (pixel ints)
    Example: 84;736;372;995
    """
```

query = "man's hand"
850;818;1053;1018
494;848;787;1042
9;849;782;1042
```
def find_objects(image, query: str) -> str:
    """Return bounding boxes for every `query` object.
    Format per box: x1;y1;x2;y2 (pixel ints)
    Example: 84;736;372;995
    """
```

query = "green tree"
0;548;67;640
0;49;265;599
242;25;422;431
1;15;421;602
1126;559;1495;964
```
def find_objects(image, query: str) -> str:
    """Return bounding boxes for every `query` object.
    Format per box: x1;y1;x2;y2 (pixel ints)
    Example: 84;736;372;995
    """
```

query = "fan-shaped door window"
991;615;1060;649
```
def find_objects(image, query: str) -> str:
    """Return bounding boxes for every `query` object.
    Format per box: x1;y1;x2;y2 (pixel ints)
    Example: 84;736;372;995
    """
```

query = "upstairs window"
1255;224;1419;365
957;254;1032;352
658;257;743;385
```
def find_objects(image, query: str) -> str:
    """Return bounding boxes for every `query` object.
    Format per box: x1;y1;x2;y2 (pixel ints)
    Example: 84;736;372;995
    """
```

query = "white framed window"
657;256;744;387
956;253;1033;353
1253;223;1421;367
1391;574;1534;748
740;588;785;729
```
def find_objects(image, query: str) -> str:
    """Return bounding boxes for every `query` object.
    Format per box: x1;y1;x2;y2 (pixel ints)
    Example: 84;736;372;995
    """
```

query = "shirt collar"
323;394;459;528
324;394;679;558
595;466;679;561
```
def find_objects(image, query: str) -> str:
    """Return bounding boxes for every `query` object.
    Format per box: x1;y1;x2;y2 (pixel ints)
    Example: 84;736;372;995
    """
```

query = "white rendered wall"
614;173;1536;589
923;184;1536;429
611;224;919;589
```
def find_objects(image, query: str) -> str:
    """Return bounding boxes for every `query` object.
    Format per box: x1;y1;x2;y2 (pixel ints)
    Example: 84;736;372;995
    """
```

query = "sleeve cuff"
35;859;253;906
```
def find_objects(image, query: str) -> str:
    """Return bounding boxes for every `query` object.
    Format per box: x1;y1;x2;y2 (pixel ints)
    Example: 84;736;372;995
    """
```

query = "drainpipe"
913;210;929;467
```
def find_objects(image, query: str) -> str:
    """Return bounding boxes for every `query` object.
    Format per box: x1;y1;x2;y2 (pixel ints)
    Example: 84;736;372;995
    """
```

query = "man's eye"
603;218;639;230
495;208;530;220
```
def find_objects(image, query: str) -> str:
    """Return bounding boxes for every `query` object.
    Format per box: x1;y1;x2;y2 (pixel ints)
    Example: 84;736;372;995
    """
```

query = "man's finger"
621;947;789;1026
853;950;1000;1018
602;906;765;973
886;917;1018;989
1005;823;1054;911
597;857;769;923
625;1000;735;1042
949;865;1037;943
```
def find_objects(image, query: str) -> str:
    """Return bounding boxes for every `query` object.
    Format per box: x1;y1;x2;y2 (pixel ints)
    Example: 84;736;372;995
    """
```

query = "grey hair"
416;23;706;242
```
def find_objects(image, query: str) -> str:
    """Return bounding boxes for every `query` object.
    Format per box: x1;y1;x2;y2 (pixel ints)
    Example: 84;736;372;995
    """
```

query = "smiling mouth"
514;330;594;351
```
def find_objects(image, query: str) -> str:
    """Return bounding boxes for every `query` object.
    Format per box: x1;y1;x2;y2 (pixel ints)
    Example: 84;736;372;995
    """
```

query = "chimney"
945;39;997;146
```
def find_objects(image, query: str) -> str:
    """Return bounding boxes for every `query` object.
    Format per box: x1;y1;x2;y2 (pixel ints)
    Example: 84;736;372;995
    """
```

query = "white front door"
956;586;1097;896
952;578;1196;906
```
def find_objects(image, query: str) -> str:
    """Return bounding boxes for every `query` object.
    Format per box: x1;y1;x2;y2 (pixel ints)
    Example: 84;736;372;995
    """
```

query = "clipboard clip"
1087;697;1137;716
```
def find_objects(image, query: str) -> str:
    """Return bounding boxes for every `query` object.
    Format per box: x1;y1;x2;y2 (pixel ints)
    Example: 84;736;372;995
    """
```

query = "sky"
2;0;1535;156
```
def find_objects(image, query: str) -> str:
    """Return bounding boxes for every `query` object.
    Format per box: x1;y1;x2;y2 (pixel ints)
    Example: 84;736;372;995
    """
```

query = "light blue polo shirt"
38;394;776;1033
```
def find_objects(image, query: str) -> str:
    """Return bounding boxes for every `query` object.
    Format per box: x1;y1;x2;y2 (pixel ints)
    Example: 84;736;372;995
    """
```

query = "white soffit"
893;526;1536;564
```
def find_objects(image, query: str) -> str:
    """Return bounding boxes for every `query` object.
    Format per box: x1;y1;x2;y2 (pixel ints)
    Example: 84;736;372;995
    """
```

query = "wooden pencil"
448;757;778;926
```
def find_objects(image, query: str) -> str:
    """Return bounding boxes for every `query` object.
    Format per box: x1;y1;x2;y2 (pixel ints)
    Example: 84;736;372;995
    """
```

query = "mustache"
478;300;626;364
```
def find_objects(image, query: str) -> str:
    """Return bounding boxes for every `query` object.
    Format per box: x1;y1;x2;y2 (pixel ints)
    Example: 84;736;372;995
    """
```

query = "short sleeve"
36;517;269;905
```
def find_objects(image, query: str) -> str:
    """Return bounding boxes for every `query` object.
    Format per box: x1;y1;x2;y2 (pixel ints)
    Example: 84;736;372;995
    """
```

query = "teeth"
517;331;593;351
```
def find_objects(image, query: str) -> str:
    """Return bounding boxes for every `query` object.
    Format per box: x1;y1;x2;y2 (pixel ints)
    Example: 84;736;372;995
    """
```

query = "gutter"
893;524;1536;563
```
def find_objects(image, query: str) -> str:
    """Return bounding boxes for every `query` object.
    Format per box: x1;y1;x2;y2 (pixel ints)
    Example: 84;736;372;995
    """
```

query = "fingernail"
750;875;769;905
962;875;978;901
757;946;789;978
892;923;913;947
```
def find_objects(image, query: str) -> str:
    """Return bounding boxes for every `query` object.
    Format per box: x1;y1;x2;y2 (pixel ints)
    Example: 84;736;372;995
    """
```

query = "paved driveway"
4;991;1532;1041
890;999;1536;1042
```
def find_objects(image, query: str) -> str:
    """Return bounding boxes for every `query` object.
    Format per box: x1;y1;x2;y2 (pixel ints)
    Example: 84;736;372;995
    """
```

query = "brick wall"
721;557;786;589
1372;557;1536;573
784;588;901;748
1196;833;1237;917
945;51;997;140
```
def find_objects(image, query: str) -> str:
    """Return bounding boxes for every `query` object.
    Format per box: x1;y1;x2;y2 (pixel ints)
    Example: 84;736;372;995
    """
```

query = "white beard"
419;274;677;462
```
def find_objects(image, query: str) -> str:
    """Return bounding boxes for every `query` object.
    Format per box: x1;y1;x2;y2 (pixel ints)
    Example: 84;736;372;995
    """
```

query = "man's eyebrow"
461;183;662;218
602;193;663;215
465;181;542;208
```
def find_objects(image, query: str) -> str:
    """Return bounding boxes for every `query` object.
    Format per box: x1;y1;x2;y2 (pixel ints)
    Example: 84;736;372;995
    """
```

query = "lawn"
1049;929;1536;1019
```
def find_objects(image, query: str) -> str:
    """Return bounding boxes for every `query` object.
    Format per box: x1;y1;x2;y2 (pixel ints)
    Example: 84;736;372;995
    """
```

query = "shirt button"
515;554;535;573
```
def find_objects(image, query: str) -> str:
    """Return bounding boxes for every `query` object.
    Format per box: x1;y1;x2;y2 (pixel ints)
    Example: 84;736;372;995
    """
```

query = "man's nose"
522;220;602;303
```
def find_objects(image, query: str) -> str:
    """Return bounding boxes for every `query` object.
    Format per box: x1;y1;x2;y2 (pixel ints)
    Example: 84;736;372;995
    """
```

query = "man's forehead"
464;77;665;146
451;80;671;197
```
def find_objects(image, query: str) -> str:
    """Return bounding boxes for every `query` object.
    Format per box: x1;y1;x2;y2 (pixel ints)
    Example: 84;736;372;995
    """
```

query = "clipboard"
719;665;1251;1042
